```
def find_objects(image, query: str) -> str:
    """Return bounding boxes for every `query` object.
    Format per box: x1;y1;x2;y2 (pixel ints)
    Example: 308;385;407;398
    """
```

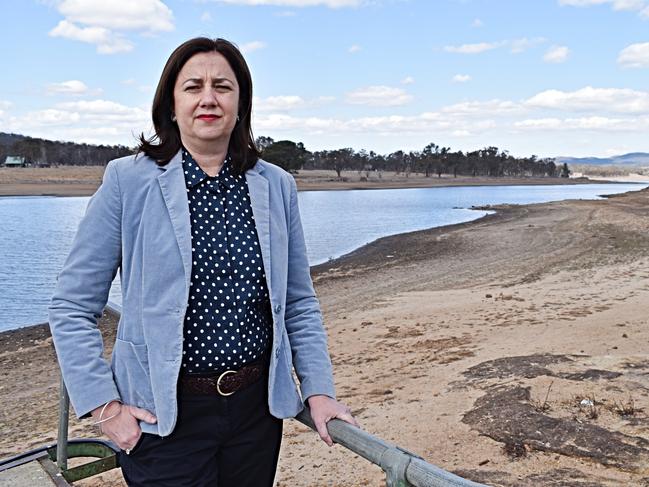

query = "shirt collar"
181;148;238;189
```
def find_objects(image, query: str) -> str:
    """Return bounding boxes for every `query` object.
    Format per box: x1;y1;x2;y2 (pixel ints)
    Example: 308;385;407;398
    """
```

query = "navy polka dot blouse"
180;149;271;374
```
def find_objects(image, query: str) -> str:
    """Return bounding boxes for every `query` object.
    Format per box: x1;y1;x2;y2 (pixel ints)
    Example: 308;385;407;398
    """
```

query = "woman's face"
173;51;240;151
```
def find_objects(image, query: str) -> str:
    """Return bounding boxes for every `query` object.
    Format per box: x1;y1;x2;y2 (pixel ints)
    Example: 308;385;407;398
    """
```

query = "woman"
49;37;357;487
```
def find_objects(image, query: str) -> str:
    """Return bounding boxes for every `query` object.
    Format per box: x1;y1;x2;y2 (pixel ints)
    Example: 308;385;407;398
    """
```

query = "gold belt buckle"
216;370;236;396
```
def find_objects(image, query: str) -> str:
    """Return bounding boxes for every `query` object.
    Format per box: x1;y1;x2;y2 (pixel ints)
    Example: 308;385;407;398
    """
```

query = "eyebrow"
182;77;233;85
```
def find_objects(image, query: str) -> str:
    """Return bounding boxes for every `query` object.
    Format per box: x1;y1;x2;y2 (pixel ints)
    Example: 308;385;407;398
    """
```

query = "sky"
1;0;648;158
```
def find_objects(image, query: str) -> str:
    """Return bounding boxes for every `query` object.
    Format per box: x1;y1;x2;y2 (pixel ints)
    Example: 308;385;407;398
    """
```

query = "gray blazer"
49;151;335;436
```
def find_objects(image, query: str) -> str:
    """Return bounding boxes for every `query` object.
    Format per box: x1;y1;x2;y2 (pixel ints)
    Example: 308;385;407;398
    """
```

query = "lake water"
1;182;646;332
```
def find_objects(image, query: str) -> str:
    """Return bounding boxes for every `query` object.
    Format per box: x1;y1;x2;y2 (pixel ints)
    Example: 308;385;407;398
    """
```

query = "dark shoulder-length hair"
138;37;260;174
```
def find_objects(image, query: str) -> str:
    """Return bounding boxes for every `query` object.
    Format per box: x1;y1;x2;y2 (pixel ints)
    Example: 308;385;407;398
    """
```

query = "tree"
314;148;354;178
261;140;309;173
11;138;41;164
255;136;274;151
560;163;571;178
421;142;438;177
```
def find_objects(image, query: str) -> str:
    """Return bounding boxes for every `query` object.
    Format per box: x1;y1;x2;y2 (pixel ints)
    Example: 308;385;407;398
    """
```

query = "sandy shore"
0;166;611;196
2;186;649;486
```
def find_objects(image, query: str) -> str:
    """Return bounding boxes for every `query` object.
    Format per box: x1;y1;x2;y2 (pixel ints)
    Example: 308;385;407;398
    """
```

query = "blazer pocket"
282;331;294;369
112;338;155;411
281;331;301;390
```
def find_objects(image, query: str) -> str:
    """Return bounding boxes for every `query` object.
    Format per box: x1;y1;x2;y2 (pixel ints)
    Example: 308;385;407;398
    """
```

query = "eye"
214;84;231;92
185;85;200;92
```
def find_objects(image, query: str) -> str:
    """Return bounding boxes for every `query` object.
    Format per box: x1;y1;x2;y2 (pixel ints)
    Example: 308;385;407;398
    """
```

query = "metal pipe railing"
56;376;70;471
54;300;486;487
295;408;485;487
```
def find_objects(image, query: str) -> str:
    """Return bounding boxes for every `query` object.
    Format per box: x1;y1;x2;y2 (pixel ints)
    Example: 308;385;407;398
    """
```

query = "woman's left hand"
307;395;359;447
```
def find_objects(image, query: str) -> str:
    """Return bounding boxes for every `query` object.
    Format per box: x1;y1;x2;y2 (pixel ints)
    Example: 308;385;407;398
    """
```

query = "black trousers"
118;376;283;487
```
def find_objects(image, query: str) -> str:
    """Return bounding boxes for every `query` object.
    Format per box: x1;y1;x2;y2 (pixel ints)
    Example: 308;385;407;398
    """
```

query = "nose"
199;87;218;107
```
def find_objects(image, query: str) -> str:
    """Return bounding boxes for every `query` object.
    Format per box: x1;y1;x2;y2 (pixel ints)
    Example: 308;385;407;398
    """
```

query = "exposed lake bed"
0;165;635;197
2;186;649;486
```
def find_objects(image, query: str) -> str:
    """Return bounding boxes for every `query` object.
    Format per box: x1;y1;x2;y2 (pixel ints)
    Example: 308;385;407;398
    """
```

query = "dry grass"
531;380;554;413
572;164;649;178
0;165;104;184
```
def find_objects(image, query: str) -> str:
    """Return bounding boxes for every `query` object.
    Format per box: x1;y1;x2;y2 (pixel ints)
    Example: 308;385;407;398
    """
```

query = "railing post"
57;375;70;471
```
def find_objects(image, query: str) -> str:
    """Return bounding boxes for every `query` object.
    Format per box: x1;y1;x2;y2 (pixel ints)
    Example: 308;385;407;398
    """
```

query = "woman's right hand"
91;401;158;451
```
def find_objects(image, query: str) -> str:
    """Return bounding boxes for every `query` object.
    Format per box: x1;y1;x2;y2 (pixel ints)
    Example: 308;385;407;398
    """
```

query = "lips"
197;114;220;121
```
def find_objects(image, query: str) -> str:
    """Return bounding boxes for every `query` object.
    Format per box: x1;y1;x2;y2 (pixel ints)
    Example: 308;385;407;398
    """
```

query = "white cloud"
120;78;152;93
46;80;94;95
49;20;133;53
558;0;649;18
253;111;499;137
57;0;174;31
441;100;523;116
444;38;546;55
255;95;306;111
208;0;364;7
49;0;174;54
510;37;547;53
348;44;361;53
201;11;213;21
452;74;471;83
618;42;649;67
401;76;414;85
543;45;570;63
4;98;151;145
515;116;645;131
0;100;13;110
525;86;649;113
31;109;83;125
240;41;266;53
444;41;504;54
54;100;149;124
254;95;335;111
345;85;413;106
558;0;644;10
603;145;636;156
514;117;565;129
613;0;647;9
471;18;483;27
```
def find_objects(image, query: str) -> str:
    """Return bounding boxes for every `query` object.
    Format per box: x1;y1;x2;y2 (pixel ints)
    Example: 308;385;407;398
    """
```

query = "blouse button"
273;304;282;314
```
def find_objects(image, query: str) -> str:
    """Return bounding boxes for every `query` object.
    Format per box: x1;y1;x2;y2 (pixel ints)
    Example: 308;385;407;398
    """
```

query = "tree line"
1;132;565;178
0;132;132;167
257;137;563;178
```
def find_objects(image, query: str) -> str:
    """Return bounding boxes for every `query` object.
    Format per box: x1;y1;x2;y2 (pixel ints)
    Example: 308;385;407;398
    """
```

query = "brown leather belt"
179;360;266;396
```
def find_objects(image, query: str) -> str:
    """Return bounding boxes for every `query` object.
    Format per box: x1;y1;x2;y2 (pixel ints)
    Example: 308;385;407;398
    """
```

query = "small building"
2;156;28;168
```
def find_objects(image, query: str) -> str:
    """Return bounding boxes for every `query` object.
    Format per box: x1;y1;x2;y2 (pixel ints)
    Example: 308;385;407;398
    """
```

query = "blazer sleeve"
283;176;336;402
48;160;122;419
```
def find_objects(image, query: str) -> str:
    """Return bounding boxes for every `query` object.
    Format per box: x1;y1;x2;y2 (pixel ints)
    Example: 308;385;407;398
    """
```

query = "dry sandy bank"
1;187;649;486
0;166;610;196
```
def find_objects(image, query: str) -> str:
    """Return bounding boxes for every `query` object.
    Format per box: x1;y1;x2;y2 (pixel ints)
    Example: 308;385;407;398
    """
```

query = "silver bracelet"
93;400;122;426
95;411;120;426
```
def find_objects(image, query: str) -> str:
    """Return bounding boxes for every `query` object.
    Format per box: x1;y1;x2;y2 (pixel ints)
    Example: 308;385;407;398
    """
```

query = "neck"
181;138;228;177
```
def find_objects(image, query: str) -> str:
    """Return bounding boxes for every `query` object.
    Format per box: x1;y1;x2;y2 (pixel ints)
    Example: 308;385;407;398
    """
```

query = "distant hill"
556;152;649;167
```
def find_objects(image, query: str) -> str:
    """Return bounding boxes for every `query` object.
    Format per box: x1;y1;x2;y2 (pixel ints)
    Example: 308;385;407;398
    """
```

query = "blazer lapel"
157;151;192;295
246;162;272;290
